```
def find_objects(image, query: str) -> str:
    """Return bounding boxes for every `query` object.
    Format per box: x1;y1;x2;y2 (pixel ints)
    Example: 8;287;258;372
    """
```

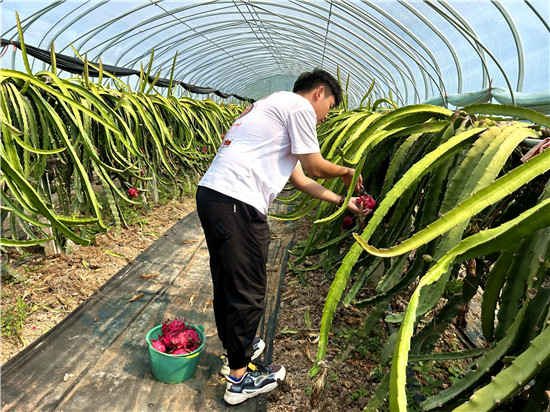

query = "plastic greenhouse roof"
1;1;549;110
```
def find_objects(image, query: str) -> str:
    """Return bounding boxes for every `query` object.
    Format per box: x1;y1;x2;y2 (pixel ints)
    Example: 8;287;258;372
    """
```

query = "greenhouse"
1;1;549;411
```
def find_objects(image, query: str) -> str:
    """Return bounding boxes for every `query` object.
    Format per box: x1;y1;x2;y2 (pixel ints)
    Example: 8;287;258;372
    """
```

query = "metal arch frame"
491;0;525;92
3;0;64;39
173;22;401;101
216;2;444;104
232;0;292;74
173;21;404;104
524;0;550;33
330;0;438;103
289;0;416;104
241;0;445;104
161;21;397;104
5;1;66;70
32;1;97;72
81;3;197;58
60;1;163;54
186;45;388;105
437;0;490;90
361;1;446;99
3;0;546;106
108;10;405;104
332;0;434;102
170;34;388;105
427;2;493;87
66;0;426;105
425;1;517;105
241;2;409;102
118;23;281;93
107;17;231;67
140;1;259;72
89;4;256;73
251;0;421;103
100;3;520;104
113;18;264;81
319;0;333;69
410;0;489;93
394;0;462;103
11;0;166;78
93;3;404;104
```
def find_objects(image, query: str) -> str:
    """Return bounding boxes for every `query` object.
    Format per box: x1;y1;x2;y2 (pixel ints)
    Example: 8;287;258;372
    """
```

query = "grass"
0;293;37;341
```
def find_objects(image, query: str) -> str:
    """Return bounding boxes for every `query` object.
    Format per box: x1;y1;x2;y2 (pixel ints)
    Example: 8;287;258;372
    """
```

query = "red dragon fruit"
355;195;376;210
128;188;139;198
171;348;191;355
152;340;166;353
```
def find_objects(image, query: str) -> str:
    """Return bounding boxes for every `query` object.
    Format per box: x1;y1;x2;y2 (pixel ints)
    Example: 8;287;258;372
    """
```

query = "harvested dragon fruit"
172;348;191;355
150;318;202;355
152;340;166;353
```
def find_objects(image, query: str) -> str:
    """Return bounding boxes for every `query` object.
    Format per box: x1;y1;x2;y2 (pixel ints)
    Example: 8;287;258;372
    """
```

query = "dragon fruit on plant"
355;195;376;211
342;214;355;230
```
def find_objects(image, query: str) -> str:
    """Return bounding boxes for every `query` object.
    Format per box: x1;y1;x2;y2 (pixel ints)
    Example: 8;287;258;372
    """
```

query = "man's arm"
289;164;360;214
298;152;362;190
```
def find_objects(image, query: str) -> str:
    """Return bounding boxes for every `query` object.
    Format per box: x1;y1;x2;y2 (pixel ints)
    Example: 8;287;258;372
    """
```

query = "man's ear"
315;85;325;100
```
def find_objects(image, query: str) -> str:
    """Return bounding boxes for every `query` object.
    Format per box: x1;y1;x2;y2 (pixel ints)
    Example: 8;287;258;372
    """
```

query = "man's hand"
346;197;361;214
340;168;363;193
290;165;369;215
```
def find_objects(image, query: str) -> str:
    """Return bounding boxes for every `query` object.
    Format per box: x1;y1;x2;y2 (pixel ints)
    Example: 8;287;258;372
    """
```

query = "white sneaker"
224;363;286;405
220;338;266;376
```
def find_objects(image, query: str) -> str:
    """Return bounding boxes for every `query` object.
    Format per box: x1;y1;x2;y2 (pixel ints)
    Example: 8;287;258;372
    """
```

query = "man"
196;69;362;405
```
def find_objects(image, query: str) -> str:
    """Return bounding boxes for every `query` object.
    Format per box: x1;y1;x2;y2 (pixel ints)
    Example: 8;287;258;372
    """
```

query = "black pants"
196;186;271;370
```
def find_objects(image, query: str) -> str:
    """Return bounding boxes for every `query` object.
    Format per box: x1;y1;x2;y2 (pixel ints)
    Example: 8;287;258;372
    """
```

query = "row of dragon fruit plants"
1;13;244;254
1;47;244;253
273;100;550;410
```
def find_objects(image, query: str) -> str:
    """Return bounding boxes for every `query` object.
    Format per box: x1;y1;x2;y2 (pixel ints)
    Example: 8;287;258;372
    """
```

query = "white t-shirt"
199;91;320;215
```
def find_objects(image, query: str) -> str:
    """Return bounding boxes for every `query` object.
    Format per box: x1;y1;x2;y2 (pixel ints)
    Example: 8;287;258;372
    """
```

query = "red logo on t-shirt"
237;103;255;119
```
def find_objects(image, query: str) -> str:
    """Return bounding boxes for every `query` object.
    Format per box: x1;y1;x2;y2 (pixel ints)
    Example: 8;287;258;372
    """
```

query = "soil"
1;197;461;411
269;218;387;411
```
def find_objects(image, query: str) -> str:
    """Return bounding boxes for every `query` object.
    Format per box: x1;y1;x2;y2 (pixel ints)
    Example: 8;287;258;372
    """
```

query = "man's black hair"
293;68;343;107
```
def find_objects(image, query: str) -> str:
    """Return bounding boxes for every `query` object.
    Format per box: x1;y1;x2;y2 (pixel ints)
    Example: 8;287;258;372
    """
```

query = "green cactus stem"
452;323;550;411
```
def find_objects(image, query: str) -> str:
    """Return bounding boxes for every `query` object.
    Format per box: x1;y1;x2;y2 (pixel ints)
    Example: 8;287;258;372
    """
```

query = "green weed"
1;295;38;340
412;361;445;397
350;385;369;400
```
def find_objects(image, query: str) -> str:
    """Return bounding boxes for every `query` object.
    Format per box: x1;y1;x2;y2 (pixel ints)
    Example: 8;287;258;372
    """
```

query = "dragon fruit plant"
150;318;202;355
